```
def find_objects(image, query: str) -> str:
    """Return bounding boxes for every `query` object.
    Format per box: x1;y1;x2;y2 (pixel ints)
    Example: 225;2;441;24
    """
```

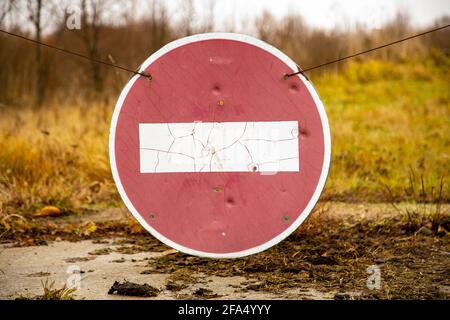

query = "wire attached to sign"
0;29;152;80
284;24;450;78
1;24;448;80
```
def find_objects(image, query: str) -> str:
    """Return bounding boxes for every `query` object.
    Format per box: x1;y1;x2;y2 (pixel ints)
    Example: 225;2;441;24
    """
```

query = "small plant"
384;169;447;234
16;278;77;300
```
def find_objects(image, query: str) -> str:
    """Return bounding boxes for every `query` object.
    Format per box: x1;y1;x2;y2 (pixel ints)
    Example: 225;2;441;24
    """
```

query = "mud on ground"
0;202;448;300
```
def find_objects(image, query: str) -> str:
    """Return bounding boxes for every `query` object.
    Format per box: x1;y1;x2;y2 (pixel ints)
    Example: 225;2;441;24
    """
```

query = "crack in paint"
139;121;299;173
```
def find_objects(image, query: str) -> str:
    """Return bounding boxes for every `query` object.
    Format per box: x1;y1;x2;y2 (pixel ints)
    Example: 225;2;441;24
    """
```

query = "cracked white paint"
139;121;299;173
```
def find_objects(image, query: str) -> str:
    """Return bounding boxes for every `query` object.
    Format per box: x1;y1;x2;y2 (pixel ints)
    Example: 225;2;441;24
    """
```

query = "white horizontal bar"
139;121;299;173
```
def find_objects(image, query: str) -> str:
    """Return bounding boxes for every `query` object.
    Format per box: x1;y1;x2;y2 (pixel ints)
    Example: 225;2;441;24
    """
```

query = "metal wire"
1;24;448;81
0;28;152;80
284;24;449;79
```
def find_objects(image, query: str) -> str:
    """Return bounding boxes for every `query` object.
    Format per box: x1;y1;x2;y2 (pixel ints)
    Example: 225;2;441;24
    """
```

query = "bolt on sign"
109;33;331;258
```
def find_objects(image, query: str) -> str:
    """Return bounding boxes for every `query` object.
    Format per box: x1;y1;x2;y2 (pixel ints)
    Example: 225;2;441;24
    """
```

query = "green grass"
315;52;449;202
0;53;448;217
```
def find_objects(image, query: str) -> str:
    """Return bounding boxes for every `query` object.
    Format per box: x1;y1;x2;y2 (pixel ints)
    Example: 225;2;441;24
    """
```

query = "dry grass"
16;279;77;300
0;54;449;219
0;103;119;216
317;52;449;202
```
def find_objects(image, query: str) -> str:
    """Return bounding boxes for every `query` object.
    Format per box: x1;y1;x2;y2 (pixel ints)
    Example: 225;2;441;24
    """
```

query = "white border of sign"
109;33;331;258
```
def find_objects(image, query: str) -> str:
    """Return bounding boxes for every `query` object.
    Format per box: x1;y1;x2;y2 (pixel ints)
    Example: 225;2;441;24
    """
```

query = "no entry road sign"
110;33;331;258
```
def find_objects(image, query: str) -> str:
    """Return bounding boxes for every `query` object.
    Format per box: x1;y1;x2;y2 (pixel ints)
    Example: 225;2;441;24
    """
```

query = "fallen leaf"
86;223;97;233
34;206;62;218
161;249;178;256
82;221;97;235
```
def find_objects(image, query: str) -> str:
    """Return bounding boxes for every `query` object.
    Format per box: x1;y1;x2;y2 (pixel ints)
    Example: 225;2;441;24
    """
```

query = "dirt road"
1;202;448;300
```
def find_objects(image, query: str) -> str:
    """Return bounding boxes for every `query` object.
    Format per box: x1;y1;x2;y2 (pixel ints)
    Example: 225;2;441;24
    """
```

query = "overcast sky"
164;0;450;31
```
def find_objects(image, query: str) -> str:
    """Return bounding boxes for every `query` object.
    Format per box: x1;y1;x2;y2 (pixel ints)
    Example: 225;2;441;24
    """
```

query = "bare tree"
256;11;276;44
0;0;16;26
180;0;195;36
201;0;216;32
80;0;105;94
27;0;47;107
429;15;450;54
148;0;169;52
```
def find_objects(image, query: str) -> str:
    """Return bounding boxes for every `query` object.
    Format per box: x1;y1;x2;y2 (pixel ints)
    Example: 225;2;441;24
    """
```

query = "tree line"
0;0;448;108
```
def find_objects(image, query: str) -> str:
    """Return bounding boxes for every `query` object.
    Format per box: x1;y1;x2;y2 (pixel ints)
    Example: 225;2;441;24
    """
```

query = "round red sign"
110;33;331;258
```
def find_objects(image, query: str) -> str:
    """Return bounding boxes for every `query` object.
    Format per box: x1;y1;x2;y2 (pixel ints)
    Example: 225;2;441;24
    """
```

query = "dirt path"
0;202;448;300
0;239;327;299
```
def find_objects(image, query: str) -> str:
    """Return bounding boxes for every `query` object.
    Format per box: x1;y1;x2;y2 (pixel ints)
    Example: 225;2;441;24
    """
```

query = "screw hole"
212;85;221;95
289;83;299;93
299;128;309;138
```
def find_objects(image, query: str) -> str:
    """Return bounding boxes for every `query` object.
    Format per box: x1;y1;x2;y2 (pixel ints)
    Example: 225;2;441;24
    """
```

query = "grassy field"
318;52;449;202
0;53;449;217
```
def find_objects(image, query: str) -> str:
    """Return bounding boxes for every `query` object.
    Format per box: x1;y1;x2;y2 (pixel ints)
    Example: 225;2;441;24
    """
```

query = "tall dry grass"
0;103;118;215
0;54;448;216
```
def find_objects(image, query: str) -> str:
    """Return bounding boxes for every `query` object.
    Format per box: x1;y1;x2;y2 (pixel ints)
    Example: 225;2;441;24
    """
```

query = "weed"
16;278;76;300
384;169;448;234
